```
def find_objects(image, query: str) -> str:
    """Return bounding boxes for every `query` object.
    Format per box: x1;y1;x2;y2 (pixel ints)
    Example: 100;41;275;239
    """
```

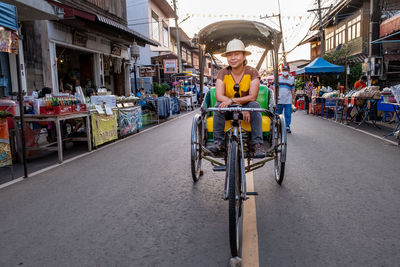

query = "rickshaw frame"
190;20;286;258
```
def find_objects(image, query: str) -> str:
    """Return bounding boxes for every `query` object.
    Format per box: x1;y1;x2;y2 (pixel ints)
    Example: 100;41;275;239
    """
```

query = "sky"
174;0;328;67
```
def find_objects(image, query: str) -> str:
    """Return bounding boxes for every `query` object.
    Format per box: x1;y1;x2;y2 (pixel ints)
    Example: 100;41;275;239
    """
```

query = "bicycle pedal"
246;192;258;196
213;166;226;172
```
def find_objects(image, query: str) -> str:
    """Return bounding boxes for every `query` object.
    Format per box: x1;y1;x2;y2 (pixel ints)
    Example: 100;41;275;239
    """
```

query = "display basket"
71;104;87;113
40;105;72;115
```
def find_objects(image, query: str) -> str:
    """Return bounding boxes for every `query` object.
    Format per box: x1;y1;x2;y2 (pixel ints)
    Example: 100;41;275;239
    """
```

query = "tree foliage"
320;43;362;91
153;82;170;97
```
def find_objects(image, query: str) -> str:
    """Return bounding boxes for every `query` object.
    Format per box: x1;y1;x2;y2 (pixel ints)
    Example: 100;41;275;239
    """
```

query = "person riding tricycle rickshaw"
209;38;265;158
190;20;287;258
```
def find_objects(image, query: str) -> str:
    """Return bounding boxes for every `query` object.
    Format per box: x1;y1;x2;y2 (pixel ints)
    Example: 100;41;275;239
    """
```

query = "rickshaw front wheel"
191;114;203;182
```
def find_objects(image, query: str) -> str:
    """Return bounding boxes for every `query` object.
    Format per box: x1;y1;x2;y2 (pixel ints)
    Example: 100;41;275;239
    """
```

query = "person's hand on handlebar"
242;111;250;122
219;99;233;109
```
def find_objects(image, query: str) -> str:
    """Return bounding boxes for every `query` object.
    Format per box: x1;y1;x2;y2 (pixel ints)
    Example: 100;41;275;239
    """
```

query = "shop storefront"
47;20;132;96
0;3;20;97
0;2;18;171
0;1;159;179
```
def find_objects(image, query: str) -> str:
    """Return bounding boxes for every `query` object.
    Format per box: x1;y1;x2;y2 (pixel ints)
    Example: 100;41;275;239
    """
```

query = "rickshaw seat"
209;85;270;109
206;86;271;138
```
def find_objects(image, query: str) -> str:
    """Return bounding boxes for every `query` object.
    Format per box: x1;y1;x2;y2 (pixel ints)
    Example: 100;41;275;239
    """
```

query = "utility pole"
369;0;381;78
260;10;286;65
317;0;324;56
277;0;287;65
173;0;182;73
307;1;331;57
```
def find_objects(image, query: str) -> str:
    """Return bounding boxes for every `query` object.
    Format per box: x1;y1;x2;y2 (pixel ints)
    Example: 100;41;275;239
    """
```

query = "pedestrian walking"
274;65;295;133
202;82;209;98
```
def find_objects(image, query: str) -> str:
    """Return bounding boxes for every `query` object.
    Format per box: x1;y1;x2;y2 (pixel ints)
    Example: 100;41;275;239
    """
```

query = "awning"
96;15;159;47
47;0;159;48
380;13;400;37
347;53;368;64
371;31;400;44
295;57;344;75
170;27;193;47
2;0;60;21
0;2;17;30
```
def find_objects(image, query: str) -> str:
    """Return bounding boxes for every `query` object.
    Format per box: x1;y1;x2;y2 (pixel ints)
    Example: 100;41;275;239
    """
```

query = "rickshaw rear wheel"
191;114;203;182
274;115;287;185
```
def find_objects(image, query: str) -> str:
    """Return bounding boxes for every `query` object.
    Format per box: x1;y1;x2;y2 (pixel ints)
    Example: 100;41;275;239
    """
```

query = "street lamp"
131;42;140;95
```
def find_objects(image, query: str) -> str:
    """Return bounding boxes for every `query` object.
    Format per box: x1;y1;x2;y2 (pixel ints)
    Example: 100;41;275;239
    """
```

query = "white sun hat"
220;38;252;57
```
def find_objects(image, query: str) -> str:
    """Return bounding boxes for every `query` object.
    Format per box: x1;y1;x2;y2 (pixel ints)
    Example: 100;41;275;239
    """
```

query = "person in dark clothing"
39;87;52;98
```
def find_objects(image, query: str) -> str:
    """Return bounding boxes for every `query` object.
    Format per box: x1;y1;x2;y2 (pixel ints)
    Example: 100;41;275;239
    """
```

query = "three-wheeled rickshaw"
190;20;287;258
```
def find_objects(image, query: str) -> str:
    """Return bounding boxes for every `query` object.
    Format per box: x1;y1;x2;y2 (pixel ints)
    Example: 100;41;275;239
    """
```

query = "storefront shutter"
0;3;17;31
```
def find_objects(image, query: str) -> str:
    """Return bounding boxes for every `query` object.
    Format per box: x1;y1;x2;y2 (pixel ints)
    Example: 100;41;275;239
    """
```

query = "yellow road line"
242;171;259;267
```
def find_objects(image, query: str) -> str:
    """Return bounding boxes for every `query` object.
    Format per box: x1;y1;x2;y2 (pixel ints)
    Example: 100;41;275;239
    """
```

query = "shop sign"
164;59;178;74
73;31;88;47
0;28;18;54
139;66;156;77
111;44;122;56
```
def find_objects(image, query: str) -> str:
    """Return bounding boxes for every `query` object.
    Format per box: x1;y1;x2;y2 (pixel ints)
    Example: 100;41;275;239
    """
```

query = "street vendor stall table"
322;98;343;121
179;94;196;111
139;97;172;125
90;109;118;147
382;102;400;141
0;116;13;178
344;97;380;128
118;106;142;137
15;112;92;163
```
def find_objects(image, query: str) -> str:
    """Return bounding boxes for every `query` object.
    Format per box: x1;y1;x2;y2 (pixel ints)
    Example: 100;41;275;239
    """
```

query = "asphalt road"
0;111;399;266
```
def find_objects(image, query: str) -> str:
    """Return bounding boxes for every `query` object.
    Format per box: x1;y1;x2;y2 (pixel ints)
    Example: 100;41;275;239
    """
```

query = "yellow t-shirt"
216;66;260;98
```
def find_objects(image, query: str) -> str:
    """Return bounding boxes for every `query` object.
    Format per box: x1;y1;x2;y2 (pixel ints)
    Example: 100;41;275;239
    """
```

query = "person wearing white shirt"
274;65;295;133
202;82;210;98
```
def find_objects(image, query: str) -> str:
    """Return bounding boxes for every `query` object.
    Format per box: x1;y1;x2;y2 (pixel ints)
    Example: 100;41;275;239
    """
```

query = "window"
163;26;169;47
347;15;361;41
182;47;187;62
193;55;199;68
187;51;192;65
325;32;335;51
152;11;159;41
335;25;346;46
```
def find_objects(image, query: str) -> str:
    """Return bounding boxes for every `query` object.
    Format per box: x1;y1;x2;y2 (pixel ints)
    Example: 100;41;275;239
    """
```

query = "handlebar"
206;107;276;118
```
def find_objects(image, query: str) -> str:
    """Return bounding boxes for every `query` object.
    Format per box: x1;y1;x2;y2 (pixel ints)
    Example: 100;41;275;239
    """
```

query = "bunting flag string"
184;13;310;21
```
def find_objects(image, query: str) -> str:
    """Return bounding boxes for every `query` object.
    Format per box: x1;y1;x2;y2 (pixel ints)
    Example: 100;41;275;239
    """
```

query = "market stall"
340;86;381;126
118;106;142;137
381;84;400;143
0;2;22;177
91;109;118;147
172;72;198;110
89;94;144;144
137;96;177;126
0;112;13;177
15;112;92;163
295;57;345;117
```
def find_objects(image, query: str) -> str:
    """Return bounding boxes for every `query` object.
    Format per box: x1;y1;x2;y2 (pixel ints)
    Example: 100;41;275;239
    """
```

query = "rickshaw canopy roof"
198;20;281;55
